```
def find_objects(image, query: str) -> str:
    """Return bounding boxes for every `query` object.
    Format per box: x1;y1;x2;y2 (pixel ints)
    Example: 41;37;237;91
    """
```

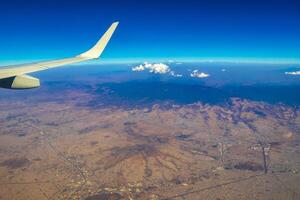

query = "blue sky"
0;0;300;64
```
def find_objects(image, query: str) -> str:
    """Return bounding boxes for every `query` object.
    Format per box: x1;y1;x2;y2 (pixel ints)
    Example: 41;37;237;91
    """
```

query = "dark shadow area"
87;81;300;108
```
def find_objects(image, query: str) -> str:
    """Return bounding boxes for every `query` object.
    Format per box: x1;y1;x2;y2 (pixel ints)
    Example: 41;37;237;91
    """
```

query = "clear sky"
0;0;299;64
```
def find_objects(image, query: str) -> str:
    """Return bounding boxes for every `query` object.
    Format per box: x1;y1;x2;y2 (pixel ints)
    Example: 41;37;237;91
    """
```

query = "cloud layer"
190;70;210;78
132;62;170;74
285;71;300;75
132;62;182;77
132;63;212;79
132;65;145;71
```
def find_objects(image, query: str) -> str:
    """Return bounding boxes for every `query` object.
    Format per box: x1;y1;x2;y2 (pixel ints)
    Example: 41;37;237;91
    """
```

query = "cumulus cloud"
190;70;210;78
132;62;182;77
132;65;145;71
285;71;300;75
148;63;171;74
132;62;170;74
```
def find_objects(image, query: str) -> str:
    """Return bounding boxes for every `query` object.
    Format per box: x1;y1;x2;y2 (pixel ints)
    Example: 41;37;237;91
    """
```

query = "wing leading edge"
0;22;119;89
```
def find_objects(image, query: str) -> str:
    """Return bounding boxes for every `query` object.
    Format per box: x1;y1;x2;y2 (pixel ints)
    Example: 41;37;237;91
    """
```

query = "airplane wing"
0;22;119;89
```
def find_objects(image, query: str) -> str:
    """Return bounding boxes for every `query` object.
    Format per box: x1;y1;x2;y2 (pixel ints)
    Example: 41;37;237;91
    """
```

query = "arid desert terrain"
0;87;300;200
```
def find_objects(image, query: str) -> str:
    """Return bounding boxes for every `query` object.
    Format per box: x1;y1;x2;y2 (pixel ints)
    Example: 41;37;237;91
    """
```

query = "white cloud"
132;62;170;74
148;63;171;74
170;71;183;77
131;62;182;78
285;71;300;75
132;62;183;77
132;65;145;71
190;70;210;78
221;69;226;72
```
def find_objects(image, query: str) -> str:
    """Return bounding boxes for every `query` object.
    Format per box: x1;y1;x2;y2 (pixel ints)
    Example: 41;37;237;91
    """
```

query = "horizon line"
1;57;300;66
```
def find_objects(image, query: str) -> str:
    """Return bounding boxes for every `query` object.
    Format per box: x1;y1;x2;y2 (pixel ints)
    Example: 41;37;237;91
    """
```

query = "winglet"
78;22;119;59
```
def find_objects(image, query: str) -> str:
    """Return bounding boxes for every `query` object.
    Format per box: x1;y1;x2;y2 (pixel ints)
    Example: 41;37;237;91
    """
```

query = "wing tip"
78;21;119;59
113;21;119;26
